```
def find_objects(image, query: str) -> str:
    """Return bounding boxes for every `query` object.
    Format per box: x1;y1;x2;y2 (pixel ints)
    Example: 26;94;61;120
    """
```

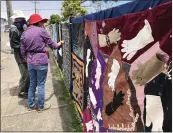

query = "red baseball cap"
29;14;48;25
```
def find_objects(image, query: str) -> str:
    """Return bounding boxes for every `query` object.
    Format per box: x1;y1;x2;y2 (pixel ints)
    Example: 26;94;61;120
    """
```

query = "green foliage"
49;14;61;24
49;50;83;131
61;0;88;21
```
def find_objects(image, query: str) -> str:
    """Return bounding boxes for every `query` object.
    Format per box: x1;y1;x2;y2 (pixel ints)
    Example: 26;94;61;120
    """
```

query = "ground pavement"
1;32;82;131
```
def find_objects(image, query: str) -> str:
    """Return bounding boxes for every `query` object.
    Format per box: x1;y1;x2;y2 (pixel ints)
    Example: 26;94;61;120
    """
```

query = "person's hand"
60;40;64;45
61;40;64;44
58;40;64;47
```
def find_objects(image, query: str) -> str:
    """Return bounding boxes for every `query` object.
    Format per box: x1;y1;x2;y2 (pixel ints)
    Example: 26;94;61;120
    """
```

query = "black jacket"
9;25;23;49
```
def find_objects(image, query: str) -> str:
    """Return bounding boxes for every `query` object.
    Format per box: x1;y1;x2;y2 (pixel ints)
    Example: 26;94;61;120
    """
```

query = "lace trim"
108;89;139;131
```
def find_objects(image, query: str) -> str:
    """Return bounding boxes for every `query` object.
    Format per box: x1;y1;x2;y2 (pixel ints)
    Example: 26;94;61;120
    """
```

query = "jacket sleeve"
20;35;27;61
41;28;60;49
9;26;20;49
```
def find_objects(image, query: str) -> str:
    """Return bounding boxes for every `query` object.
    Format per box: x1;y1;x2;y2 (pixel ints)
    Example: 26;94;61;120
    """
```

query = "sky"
1;1;63;20
1;1;131;20
81;1;132;13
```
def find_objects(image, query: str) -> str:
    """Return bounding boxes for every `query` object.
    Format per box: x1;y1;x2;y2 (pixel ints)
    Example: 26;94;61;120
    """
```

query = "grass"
49;50;83;132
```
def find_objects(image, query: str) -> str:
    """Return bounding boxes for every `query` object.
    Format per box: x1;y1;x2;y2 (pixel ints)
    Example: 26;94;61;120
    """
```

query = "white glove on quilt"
145;95;163;132
98;28;121;47
121;19;154;60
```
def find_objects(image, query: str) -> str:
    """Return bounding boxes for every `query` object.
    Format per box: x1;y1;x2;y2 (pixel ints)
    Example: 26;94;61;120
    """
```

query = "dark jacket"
9;25;23;49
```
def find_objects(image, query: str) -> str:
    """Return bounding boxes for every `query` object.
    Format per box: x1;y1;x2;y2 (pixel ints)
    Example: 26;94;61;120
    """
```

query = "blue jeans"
28;64;48;109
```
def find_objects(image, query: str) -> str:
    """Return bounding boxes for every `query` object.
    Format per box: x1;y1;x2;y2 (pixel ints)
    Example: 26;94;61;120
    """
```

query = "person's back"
20;14;64;112
21;26;49;65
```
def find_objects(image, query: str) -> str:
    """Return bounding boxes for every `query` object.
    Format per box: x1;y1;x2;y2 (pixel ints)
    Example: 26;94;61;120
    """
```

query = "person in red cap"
20;14;64;112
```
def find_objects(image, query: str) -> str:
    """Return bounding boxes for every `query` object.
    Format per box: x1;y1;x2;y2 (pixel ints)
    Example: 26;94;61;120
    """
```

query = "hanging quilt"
61;23;72;89
92;2;172;132
72;22;85;59
96;1;171;64
83;35;95;110
72;53;85;112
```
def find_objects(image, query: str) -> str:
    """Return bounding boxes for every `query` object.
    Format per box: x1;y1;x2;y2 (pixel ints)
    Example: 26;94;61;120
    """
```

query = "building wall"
1;18;8;32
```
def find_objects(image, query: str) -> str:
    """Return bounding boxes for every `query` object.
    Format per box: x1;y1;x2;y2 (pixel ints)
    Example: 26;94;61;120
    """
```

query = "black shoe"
18;92;28;99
